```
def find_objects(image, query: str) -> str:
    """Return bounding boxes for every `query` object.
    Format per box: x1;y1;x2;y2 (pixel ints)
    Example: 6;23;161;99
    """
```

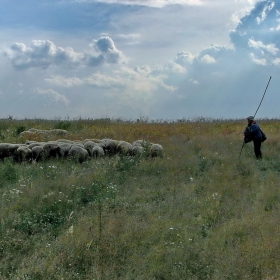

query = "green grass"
0;118;280;279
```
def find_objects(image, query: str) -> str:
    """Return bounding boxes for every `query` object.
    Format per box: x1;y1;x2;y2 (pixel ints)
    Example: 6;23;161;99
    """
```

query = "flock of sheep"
0;129;164;163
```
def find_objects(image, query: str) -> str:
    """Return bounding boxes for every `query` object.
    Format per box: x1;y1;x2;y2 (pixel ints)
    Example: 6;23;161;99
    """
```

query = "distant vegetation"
1;117;280;279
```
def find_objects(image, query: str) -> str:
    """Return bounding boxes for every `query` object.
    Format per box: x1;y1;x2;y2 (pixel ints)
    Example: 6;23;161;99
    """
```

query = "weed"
54;121;71;130
0;162;18;186
114;155;138;172
13;201;69;236
15;125;26;136
0;129;5;140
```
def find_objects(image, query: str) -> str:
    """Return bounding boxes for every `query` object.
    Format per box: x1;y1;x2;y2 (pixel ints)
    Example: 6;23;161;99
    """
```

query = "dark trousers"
253;139;262;159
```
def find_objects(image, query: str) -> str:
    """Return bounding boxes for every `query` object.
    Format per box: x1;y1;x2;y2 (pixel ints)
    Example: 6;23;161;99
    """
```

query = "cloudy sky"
0;0;279;120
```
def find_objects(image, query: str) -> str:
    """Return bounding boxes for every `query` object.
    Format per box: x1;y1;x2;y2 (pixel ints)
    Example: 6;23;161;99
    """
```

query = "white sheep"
116;141;133;156
83;139;103;144
68;145;89;163
102;139;119;156
14;146;32;163
43;142;59;159
32;146;44;162
19;128;69;140
27;142;46;149
0;143;23;161
57;143;72;158
92;146;105;158
132;145;145;157
149;143;164;157
132;139;151;148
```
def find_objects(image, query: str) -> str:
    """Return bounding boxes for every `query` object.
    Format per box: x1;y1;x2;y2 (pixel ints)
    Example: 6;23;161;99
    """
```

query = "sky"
0;0;279;120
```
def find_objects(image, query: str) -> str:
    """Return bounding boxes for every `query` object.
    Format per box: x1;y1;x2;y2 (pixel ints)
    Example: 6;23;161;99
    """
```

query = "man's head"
247;116;254;124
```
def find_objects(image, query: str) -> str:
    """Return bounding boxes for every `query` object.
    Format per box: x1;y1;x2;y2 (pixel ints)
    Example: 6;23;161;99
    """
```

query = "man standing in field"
244;116;264;159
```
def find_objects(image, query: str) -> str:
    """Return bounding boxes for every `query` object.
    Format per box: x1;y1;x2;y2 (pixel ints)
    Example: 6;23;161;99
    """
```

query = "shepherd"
239;76;271;159
244;116;266;159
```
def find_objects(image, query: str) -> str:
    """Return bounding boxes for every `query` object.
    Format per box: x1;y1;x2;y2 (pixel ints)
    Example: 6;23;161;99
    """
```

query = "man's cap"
247;116;254;121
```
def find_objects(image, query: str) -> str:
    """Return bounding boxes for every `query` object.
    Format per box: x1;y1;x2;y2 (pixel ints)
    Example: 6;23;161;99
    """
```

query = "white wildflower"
67;225;74;235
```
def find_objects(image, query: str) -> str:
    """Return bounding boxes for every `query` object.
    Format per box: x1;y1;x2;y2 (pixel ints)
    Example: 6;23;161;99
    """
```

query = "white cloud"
35;88;70;105
117;33;141;45
230;0;258;25
250;53;267;65
272;57;280;65
73;0;203;8
84;72;126;89
4;40;83;70
118;33;141;40
134;65;151;74
200;54;216;64
197;44;234;63
175;52;194;66
189;78;199;85
45;65;177;95
4;36;125;70
45;73;122;89
248;38;279;55
256;1;275;24
88;36;125;64
45;76;84;88
152;61;186;75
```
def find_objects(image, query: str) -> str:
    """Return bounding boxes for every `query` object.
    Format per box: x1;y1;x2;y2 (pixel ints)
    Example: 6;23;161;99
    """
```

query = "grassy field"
1;118;280;279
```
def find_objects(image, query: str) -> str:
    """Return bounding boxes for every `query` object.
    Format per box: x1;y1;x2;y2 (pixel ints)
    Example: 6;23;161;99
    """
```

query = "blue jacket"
244;122;262;142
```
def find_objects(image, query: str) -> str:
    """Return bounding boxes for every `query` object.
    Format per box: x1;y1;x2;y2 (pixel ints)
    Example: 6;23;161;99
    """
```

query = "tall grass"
0;118;280;279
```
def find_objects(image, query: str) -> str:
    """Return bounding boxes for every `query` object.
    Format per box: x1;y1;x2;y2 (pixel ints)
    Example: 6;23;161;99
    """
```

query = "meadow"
1;117;280;280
